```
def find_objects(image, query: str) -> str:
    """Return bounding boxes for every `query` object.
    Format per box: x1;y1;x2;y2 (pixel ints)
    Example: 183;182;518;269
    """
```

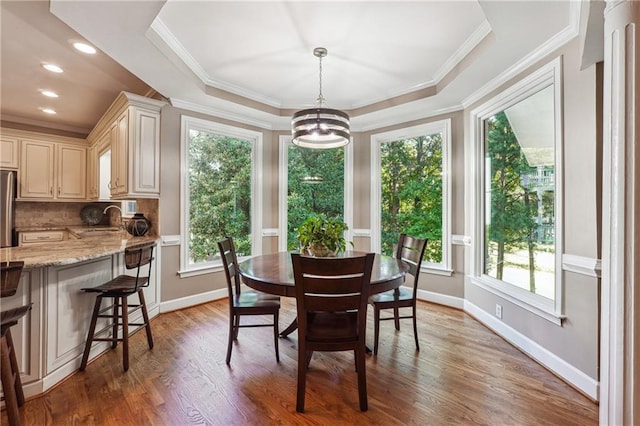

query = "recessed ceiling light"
42;63;63;73
41;90;59;98
73;42;96;54
41;108;57;115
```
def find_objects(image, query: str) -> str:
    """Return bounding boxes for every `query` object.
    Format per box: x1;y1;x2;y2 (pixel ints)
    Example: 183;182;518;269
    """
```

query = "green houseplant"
297;215;350;257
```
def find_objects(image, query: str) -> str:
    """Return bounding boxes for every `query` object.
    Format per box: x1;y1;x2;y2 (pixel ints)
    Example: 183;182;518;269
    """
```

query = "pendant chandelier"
291;47;351;149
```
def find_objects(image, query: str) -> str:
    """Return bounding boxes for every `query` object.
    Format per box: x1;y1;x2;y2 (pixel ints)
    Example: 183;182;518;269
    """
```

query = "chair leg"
121;296;129;372
273;311;280;363
296;345;308;413
412;305;419;351
80;296;103;371
233;315;240;340
373;306;380;355
393;307;400;330
1;332;22;426
111;297;119;349
355;345;368;411
138;290;154;349
6;330;24;407
226;313;235;365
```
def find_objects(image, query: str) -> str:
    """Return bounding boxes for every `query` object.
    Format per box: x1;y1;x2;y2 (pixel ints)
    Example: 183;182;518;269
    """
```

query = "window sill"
178;264;223;278
469;276;565;326
422;265;454;277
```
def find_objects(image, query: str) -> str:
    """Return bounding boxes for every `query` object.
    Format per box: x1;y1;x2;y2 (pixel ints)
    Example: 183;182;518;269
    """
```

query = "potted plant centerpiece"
297;215;350;257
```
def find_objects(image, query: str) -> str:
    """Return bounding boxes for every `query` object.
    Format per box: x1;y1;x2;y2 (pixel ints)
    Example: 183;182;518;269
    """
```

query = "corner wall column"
600;1;639;424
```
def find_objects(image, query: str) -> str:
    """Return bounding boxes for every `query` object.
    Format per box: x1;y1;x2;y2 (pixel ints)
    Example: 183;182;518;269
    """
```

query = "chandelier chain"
317;54;325;106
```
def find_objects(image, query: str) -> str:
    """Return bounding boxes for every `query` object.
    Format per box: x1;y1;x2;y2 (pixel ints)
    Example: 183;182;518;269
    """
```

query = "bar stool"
1;261;31;426
80;242;156;372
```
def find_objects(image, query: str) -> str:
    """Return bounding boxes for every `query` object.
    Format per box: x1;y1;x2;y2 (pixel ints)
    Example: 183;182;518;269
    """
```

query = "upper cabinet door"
57;144;86;200
19;140;55;199
0;136;19;169
113;110;129;197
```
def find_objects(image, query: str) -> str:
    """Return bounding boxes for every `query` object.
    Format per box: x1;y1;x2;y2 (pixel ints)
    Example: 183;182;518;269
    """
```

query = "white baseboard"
416;289;464;309
160;288;227;313
464;300;599;401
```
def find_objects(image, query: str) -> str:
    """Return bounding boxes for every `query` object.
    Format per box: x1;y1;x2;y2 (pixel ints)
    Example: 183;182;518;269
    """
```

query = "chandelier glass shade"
292;48;350;149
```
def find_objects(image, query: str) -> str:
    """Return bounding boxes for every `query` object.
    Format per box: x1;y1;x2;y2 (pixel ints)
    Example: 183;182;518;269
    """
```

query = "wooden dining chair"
80;242;156;372
1;261;31;426
291;252;375;413
369;234;427;355
217;237;280;365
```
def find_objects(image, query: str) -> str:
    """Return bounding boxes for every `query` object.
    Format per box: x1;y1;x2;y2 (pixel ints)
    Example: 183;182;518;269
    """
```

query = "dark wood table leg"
280;318;298;337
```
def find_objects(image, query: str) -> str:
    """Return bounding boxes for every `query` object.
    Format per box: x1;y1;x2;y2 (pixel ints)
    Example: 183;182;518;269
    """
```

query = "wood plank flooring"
3;298;598;425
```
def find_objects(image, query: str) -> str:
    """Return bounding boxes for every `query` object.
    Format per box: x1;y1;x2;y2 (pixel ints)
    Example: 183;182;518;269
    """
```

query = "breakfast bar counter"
1;232;158;268
0;233;161;402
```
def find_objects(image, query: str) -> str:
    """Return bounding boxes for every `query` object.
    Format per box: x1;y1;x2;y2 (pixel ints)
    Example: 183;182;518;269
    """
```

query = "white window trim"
179;115;263;275
466;57;564;324
278;135;353;252
370;119;452;273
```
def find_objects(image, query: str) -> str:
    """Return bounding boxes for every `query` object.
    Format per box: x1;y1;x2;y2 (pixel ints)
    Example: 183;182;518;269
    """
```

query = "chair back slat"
124;242;155;269
217;237;242;298
124;242;156;291
305;294;361;312
395;234;427;296
1;261;24;298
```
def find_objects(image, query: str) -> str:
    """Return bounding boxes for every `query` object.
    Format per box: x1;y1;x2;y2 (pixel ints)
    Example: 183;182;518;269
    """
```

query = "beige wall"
463;39;600;379
158;107;468;302
158;105;278;302
155;37;599;384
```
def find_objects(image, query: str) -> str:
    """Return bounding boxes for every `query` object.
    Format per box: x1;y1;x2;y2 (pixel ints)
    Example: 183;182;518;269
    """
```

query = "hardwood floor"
3;298;598;425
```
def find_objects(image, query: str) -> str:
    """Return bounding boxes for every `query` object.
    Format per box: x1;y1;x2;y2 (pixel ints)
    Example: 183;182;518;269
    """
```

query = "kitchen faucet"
103;205;125;229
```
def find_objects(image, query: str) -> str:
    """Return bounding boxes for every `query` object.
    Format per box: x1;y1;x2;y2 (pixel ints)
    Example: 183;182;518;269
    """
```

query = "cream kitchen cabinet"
18;138;86;201
0;268;42;390
88;92;165;200
86;144;98;200
0;135;19;169
19;230;67;246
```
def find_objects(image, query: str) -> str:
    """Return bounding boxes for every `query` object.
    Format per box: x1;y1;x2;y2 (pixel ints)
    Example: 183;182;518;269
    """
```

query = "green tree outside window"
188;130;253;263
380;134;443;262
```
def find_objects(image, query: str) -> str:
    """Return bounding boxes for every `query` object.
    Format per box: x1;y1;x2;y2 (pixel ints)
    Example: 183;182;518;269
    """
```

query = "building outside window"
483;103;556;299
468;58;563;323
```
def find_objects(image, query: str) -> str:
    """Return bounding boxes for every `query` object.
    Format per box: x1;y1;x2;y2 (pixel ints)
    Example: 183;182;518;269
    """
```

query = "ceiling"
1;1;586;137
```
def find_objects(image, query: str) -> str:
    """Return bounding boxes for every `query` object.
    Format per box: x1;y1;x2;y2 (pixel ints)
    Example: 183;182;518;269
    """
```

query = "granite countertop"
0;231;158;268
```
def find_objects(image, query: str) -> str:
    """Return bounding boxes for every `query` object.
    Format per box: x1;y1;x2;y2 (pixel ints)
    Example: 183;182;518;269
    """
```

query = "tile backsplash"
15;200;159;235
16;202;111;228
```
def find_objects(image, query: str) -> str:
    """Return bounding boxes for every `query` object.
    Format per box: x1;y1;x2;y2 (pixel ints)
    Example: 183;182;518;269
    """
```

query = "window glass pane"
188;129;253;264
286;146;344;250
483;86;555;299
380;134;443;262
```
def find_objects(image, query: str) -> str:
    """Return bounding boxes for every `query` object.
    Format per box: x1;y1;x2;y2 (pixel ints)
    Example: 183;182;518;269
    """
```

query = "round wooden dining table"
238;251;409;337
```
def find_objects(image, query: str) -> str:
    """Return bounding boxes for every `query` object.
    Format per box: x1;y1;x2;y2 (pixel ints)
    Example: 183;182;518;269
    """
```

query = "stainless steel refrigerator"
1;170;17;247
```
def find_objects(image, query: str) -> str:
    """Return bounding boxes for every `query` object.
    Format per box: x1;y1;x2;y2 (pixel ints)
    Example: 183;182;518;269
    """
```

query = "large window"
371;120;451;273
469;58;563;323
278;136;351;251
180;116;262;275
